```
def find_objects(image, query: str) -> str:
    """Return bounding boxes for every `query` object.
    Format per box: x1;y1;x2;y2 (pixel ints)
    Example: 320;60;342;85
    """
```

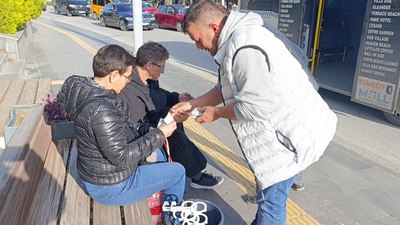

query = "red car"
154;4;188;32
142;2;157;14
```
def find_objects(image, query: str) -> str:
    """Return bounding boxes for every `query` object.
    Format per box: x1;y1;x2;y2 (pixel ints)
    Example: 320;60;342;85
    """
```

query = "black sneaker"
291;182;305;191
241;195;258;205
190;172;224;189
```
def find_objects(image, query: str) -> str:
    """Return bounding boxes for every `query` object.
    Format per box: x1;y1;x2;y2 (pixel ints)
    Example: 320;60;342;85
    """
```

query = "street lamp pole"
133;0;143;55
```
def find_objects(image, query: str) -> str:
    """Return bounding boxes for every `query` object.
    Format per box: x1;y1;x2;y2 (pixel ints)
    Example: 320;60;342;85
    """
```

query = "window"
142;2;152;8
167;7;175;14
159;5;167;13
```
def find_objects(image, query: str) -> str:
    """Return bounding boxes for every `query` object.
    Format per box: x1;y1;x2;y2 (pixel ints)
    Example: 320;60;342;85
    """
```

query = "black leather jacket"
58;76;165;185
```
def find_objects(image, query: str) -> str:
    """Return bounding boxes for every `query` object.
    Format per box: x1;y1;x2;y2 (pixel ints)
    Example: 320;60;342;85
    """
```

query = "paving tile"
325;142;373;171
358;186;400;218
308;203;361;225
313;157;376;193
365;215;400;225
335;193;388;223
304;179;387;223
358;167;400;192
301;163;330;183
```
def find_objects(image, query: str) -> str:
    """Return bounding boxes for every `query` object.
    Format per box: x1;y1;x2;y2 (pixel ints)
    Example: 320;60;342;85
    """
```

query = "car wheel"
67;10;72;17
383;111;400;127
176;21;182;32
100;17;106;27
120;19;127;31
92;13;98;20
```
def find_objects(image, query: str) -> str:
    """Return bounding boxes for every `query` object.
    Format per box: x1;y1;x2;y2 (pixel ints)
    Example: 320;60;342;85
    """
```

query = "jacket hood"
58;75;115;118
218;11;263;49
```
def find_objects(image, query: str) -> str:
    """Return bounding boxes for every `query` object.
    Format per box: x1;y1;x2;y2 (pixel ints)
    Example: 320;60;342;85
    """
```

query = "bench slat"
18;79;38;104
0;80;25;136
35;78;51;103
0;107;51;225
27;140;71;225
93;201;123;225
0;80;11;102
59;141;90;225
124;200;154;225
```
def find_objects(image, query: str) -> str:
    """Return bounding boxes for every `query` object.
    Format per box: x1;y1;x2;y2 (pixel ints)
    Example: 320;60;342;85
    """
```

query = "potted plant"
43;92;76;140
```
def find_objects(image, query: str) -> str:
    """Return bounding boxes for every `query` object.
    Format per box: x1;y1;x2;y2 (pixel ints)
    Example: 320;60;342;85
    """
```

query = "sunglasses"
120;73;132;81
152;61;165;71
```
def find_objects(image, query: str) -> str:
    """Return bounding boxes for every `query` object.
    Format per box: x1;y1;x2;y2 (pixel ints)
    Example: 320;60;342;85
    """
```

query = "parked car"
154;4;187;32
142;2;157;14
100;2;158;31
53;0;91;16
91;0;129;20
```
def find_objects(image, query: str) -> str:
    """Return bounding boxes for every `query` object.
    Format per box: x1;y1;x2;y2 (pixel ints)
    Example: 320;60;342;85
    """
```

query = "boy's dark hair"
92;44;135;77
136;41;169;67
182;0;228;33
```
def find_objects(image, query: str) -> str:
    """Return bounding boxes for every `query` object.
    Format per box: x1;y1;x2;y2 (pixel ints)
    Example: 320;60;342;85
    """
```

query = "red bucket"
147;191;163;225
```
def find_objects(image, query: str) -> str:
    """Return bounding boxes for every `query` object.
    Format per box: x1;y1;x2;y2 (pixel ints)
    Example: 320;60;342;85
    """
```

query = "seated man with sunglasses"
120;41;224;189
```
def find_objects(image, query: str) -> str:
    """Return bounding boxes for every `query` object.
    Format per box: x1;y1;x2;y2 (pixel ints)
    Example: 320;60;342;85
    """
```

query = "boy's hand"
179;92;194;102
174;112;189;123
171;101;193;115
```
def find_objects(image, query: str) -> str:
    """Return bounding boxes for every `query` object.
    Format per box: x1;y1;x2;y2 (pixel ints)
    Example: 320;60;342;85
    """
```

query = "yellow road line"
184;118;320;224
33;21;97;56
34;20;319;224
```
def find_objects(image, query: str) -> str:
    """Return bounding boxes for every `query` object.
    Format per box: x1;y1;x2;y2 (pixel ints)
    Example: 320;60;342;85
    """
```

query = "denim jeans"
80;148;186;206
251;173;300;225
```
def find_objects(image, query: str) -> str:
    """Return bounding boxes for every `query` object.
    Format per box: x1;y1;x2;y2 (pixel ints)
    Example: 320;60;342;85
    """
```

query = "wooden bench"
0;78;51;148
0;79;153;225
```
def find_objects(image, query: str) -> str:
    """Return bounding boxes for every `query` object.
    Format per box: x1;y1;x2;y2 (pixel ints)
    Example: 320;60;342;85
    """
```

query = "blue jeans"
80;148;186;206
251;173;300;225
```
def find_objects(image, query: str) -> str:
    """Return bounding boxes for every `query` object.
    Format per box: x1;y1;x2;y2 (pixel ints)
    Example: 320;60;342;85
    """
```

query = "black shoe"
291;182;305;191
190;172;224;189
242;195;258;205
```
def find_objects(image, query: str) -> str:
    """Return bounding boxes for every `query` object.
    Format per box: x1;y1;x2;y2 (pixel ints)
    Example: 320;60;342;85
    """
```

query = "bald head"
183;0;228;33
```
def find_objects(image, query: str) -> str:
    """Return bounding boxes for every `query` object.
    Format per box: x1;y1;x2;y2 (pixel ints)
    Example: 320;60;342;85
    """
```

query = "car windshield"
173;5;185;12
178;7;188;14
142;2;152;8
118;4;133;11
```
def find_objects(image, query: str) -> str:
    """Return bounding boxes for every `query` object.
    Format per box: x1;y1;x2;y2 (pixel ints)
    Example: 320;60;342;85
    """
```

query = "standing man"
120;41;224;189
172;1;337;224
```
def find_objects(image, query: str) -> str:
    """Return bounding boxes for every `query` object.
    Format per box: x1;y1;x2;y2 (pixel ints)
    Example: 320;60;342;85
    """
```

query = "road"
27;7;400;224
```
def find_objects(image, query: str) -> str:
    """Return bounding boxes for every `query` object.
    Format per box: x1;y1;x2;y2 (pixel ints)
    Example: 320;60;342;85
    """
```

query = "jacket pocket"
275;130;298;163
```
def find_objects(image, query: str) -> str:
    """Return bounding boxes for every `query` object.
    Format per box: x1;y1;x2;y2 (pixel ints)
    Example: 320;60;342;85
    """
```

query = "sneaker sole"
189;177;224;189
291;186;305;191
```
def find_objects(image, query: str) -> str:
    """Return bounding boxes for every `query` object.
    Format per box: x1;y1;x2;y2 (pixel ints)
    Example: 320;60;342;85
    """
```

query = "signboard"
277;0;304;45
352;0;400;112
239;0;305;45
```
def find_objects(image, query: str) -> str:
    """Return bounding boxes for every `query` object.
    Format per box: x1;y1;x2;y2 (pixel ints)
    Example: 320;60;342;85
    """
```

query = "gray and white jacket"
214;11;337;189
